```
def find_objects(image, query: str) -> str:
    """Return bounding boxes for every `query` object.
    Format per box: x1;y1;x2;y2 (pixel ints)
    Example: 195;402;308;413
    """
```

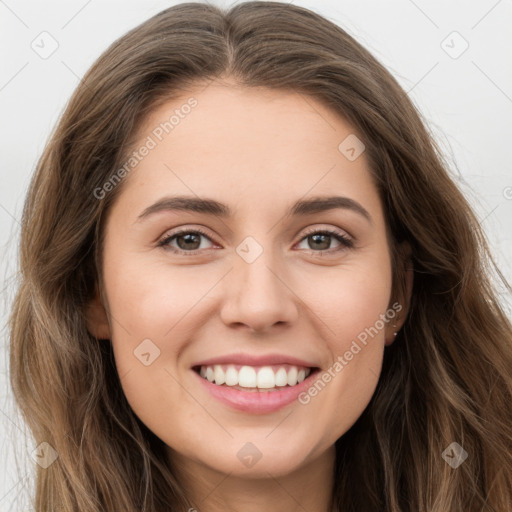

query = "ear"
385;241;413;346
85;282;111;340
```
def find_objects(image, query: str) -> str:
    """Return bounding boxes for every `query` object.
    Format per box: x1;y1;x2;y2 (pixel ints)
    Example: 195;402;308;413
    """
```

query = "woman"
9;1;512;511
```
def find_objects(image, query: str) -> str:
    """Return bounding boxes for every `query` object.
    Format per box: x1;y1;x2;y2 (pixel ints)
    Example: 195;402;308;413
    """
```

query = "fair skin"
87;79;411;512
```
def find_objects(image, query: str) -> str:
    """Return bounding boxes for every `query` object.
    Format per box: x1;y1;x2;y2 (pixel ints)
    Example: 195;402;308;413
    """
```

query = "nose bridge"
219;235;298;331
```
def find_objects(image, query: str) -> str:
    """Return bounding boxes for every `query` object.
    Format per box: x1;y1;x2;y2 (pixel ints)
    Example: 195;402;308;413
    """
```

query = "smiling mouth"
192;364;320;391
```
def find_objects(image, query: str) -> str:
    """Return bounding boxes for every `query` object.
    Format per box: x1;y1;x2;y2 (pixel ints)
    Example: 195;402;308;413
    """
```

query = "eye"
158;228;215;254
295;228;354;254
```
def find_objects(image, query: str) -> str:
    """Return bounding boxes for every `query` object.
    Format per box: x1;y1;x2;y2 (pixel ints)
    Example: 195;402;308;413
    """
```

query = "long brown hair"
9;2;512;510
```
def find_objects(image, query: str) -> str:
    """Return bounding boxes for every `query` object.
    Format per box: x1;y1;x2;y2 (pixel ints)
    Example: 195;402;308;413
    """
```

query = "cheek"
103;260;201;433
297;258;390;393
310;255;393;343
102;255;225;414
103;254;214;337
296;259;392;440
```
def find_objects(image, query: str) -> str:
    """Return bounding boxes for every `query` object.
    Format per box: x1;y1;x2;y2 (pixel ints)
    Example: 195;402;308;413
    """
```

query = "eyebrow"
136;195;372;223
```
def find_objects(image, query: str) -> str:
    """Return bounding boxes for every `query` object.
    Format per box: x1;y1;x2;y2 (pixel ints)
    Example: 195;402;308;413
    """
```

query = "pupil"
178;233;200;250
310;234;329;250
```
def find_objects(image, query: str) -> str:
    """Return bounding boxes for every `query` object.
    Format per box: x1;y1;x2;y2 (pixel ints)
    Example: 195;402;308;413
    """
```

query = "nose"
219;248;299;334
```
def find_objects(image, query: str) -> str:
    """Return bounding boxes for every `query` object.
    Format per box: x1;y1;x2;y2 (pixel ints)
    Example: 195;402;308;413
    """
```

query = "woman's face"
91;80;403;479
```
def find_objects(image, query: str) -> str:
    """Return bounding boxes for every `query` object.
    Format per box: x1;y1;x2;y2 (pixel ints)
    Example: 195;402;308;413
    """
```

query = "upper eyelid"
300;225;353;239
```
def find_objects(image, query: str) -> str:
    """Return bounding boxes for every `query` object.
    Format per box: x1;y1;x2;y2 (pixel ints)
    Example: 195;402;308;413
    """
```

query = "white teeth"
239;366;257;387
197;364;313;389
225;366;238;386
287;366;298;386
256;367;275;389
275;367;288;387
214;365;225;385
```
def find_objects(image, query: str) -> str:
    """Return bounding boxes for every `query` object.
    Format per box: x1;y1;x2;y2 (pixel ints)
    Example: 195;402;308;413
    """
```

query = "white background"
1;0;511;510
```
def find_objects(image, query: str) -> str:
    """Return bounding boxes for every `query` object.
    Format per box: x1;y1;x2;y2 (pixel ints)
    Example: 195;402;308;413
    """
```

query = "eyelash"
157;227;354;256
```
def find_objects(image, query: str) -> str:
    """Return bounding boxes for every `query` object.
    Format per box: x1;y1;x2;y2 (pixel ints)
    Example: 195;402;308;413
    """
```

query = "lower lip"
193;368;320;414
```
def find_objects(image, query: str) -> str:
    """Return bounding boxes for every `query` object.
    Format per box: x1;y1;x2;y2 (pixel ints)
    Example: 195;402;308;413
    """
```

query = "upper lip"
192;353;319;369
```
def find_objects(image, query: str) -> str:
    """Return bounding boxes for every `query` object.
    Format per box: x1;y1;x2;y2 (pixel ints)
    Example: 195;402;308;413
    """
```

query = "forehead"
136;81;357;162
117;81;382;221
